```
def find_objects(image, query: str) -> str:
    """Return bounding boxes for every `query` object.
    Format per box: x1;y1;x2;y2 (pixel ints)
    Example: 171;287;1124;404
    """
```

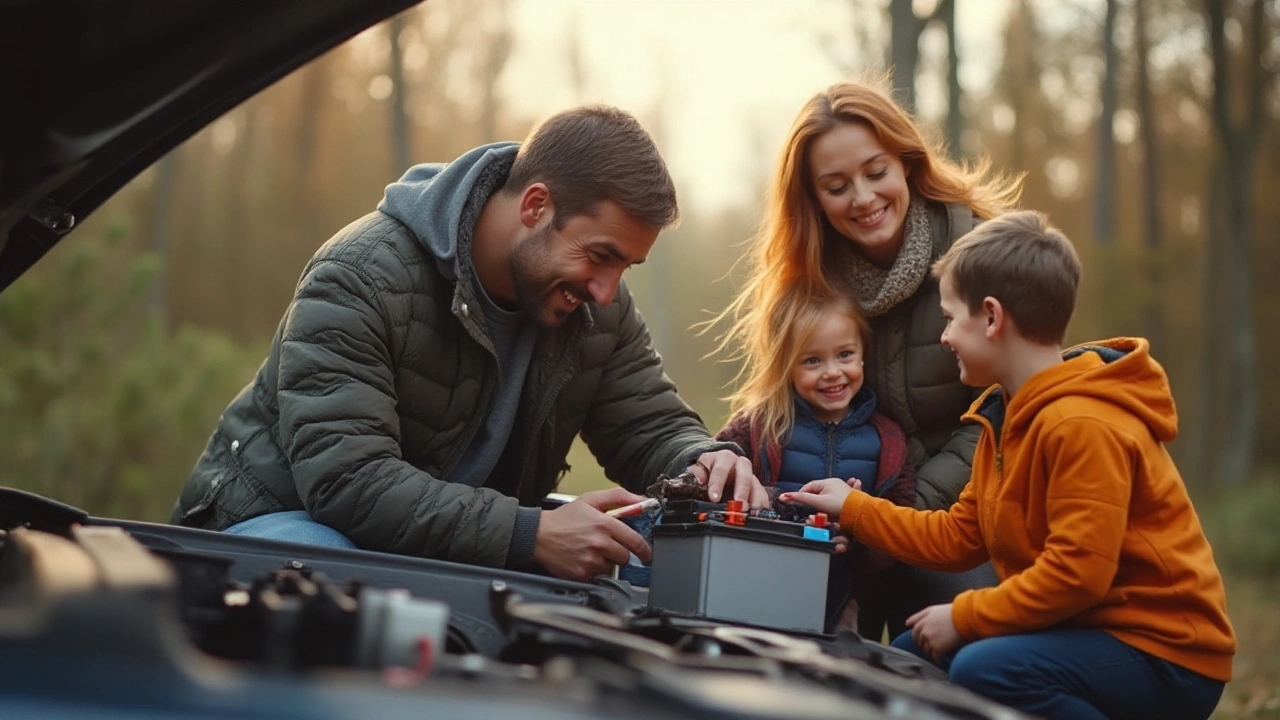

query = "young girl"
715;291;915;634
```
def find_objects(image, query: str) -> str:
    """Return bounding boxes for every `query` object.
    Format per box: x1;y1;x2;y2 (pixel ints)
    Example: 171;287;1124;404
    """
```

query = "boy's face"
790;311;865;423
939;273;998;387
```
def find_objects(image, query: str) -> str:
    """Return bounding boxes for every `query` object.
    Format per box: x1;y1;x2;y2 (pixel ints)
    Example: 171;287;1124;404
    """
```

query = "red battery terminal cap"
724;499;746;526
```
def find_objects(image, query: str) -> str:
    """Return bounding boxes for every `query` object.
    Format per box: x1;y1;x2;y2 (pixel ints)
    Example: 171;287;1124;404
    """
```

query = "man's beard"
509;223;573;328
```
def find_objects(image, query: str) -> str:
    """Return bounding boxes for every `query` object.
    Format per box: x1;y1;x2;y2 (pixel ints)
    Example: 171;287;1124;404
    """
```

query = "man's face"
509;200;658;328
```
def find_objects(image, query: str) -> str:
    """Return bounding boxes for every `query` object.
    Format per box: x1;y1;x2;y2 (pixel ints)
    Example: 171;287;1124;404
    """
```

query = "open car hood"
0;0;422;291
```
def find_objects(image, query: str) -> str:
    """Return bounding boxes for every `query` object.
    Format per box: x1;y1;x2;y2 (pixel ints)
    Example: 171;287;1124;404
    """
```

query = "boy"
781;211;1235;720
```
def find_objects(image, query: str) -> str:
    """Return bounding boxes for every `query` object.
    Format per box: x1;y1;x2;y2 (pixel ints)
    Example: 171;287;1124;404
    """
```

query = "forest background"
1;1;1276;715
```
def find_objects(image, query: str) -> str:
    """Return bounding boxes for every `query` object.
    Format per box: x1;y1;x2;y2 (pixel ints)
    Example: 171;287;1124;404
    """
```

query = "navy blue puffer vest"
772;387;882;495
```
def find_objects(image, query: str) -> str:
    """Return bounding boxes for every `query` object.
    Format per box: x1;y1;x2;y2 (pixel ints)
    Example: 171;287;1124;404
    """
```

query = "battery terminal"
723;499;747;526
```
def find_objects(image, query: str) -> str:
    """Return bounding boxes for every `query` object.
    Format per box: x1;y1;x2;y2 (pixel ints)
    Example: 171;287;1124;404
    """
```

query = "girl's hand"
778;478;854;516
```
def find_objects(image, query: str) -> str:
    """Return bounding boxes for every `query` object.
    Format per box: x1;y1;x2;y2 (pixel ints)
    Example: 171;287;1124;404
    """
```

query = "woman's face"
807;122;911;268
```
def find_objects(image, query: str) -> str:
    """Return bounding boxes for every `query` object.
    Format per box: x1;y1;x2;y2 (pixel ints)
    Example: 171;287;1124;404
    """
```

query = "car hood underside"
0;0;420;291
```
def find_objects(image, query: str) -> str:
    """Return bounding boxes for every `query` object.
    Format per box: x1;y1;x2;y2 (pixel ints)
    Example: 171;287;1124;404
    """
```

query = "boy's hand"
905;603;962;663
778;477;855;516
830;523;850;554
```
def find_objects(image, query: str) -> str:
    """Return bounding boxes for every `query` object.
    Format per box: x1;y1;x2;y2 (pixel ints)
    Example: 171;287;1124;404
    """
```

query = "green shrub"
1197;471;1280;581
0;223;263;521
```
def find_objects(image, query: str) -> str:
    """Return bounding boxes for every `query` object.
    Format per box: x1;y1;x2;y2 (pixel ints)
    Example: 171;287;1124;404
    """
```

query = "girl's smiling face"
790;310;865;423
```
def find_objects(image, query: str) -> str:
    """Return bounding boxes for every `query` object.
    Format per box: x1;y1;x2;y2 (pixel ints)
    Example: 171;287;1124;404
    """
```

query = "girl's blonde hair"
709;80;1022;419
726;291;869;450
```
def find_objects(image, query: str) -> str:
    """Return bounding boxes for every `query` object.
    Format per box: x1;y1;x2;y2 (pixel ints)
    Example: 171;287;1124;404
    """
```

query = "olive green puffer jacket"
862;201;983;510
172;143;730;567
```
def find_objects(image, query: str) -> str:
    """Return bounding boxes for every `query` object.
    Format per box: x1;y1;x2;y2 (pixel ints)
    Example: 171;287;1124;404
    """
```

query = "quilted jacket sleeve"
848;415;917;574
850;459;916;574
578;285;741;493
277;258;519;567
913;410;981;511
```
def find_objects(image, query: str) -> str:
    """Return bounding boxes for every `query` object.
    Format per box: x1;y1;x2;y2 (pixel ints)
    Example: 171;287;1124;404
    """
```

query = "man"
172;106;767;581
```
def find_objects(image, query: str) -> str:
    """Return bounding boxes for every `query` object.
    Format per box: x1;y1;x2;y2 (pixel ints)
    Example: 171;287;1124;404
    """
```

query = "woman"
714;81;1022;640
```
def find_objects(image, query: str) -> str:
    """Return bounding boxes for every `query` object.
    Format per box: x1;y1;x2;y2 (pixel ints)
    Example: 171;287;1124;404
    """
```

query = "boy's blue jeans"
891;628;1224;720
225;511;357;549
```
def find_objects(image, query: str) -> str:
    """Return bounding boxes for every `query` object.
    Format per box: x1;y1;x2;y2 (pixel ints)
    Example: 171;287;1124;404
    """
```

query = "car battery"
647;498;835;633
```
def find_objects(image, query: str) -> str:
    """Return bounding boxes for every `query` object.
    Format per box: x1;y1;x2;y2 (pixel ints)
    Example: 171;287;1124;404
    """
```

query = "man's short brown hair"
505;105;679;230
931;210;1081;345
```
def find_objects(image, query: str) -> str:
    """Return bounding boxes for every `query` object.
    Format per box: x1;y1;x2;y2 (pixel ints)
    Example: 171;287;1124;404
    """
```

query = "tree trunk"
476;2;512;142
1004;0;1035;177
1220;146;1258;485
942;0;962;158
1093;0;1118;248
147;150;180;324
388;13;412;174
224;108;258;340
889;0;920;109
292;55;329;244
1191;164;1227;486
1134;0;1163;354
1204;0;1269;485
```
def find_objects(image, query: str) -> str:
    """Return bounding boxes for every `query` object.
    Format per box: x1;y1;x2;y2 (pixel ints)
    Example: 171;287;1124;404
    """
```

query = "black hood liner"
0;0;422;291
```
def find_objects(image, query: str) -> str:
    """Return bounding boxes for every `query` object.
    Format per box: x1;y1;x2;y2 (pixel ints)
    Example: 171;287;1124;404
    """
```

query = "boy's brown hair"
931;210;1081;345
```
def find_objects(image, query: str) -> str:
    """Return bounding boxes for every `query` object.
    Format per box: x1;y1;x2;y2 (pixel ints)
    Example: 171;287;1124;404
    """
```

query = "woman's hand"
778;477;856;516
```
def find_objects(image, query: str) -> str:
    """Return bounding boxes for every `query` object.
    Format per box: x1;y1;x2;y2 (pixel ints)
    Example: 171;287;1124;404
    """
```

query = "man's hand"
906;603;963;663
533;487;652;582
688;449;770;508
779;477;856;516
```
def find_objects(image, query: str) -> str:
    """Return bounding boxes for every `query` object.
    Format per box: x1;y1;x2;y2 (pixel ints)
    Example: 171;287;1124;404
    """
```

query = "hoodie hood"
968;337;1178;443
376;141;519;279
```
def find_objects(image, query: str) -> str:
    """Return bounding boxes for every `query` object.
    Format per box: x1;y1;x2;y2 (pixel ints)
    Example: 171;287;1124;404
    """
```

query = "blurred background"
0;0;1276;714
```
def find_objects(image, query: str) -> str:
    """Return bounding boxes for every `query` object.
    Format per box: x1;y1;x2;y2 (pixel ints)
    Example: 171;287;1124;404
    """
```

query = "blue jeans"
616;511;656;587
891;628;1224;720
224;511;357;549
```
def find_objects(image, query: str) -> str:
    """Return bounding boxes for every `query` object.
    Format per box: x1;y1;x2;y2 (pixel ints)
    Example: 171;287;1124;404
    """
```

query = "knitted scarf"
825;197;933;318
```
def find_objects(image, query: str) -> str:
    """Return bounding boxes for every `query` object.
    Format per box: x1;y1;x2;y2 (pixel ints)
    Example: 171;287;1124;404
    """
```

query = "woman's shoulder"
925;200;979;253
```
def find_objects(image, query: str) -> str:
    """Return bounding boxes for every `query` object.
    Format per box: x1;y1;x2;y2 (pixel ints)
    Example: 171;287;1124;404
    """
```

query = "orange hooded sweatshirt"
839;338;1235;681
